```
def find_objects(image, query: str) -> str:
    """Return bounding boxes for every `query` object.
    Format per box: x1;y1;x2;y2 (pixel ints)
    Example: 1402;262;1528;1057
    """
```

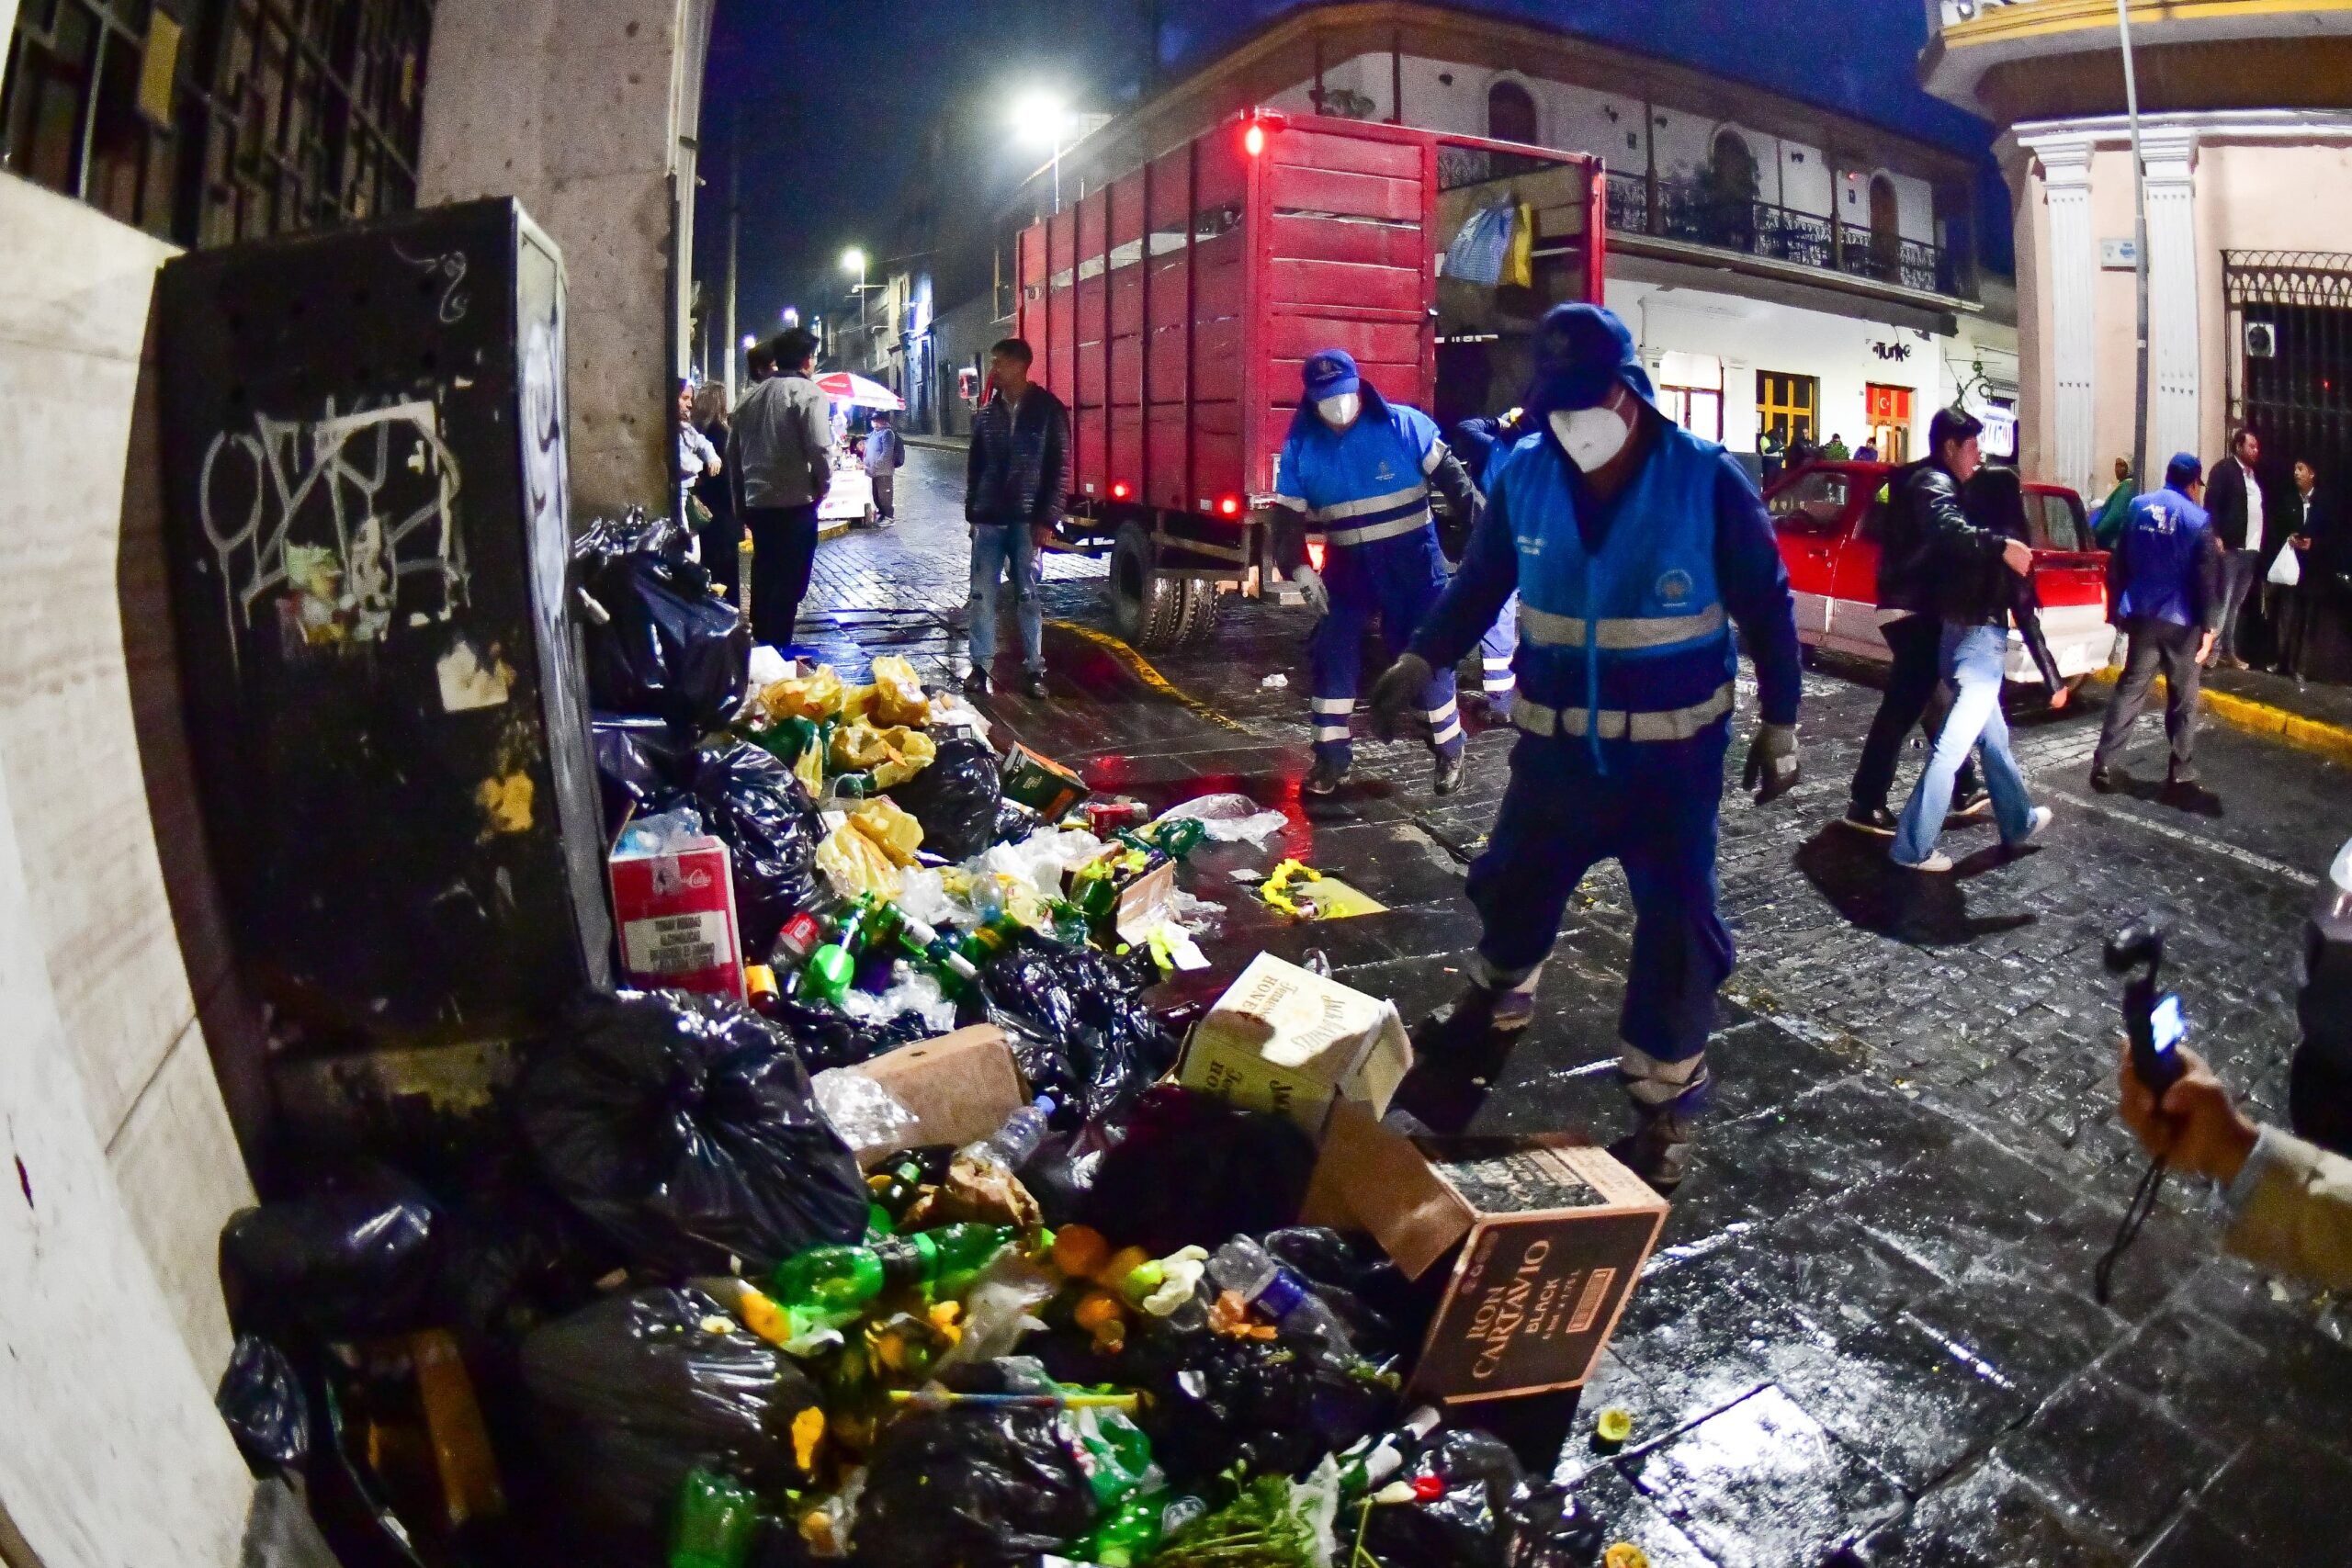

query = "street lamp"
781;306;799;327
2117;0;2152;498
1012;89;1072;214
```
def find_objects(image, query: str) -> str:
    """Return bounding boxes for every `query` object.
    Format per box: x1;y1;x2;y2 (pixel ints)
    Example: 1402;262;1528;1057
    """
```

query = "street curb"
2085;665;2352;768
901;433;969;452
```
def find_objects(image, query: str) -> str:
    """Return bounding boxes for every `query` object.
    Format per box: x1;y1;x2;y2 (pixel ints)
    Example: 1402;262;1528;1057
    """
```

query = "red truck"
1016;110;1605;648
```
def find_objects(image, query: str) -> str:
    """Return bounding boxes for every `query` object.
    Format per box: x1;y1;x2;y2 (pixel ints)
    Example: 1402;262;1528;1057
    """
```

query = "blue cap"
1302;349;1361;400
1526;303;1657;415
2165;452;2203;488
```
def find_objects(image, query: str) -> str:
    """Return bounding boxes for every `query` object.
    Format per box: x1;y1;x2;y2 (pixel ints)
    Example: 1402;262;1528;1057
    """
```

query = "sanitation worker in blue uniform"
1272;350;1483;796
1373;305;1804;1192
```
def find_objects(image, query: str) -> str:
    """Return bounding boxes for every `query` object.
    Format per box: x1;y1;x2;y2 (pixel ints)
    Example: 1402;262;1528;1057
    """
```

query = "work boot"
1432;750;1468;796
1610;1111;1694;1196
963;668;992;697
2088;765;2122;794
1021;669;1049;699
1395;980;1534;1134
1303;758;1351;797
1842;802;1898;837
1416;978;1536;1050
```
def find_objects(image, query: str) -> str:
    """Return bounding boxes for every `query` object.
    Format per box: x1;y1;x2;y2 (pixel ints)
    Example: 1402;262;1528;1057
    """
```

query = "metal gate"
2224;251;2352;483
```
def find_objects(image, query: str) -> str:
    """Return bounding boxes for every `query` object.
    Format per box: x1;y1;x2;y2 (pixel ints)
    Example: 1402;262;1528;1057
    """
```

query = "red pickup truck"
1764;461;2113;685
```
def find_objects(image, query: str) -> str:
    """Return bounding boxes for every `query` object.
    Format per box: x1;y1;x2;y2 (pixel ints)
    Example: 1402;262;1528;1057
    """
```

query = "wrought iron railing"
1604;172;1961;298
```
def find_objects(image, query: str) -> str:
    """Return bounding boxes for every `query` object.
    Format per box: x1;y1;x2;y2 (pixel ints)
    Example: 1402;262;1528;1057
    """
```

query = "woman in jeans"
1892;463;2070;873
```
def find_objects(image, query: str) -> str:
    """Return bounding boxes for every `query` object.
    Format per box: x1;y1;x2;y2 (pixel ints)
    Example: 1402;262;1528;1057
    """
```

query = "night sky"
696;0;2006;360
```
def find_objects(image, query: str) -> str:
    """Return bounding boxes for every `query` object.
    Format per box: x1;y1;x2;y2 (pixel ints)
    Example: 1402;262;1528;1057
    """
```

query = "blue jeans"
1892;623;2039;866
968;522;1044;672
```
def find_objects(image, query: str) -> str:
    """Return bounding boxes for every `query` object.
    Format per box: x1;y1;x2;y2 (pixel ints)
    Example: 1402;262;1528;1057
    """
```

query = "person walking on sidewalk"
1374;304;1804;1193
2272;459;2334;681
1889;435;2068;873
2204;428;2267;670
690;380;741;608
865;410;900;524
2089;454;2222;802
1845;409;1990;837
964;338;1068;698
728;329;832;653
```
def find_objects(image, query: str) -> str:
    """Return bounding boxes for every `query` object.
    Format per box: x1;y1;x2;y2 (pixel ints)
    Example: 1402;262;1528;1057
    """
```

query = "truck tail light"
1218;495;1242;517
1243;122;1268;157
1306;539;1327;573
1111;480;1132;501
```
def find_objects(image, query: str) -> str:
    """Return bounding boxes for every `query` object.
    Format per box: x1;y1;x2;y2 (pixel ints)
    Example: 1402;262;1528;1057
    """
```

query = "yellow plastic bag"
762;668;844;723
816;822;902;900
849;797;924;867
868;655;932;728
831;723;937;791
792;734;826;797
839;684;879;722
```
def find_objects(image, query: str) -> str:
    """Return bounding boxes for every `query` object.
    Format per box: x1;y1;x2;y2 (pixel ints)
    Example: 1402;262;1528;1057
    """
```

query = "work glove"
1290;563;1329;616
1742;723;1801;804
1368;652;1432;741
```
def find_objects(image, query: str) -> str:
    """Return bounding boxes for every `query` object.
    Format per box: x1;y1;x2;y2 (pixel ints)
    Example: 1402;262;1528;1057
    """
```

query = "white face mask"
1317;393;1362;429
1549;402;1633;471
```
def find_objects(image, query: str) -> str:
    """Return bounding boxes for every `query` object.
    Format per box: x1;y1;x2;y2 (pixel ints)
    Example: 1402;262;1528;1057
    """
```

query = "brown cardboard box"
842;1025;1026;1164
1000;743;1090;819
1176;953;1413;1136
1302;1099;1667;1405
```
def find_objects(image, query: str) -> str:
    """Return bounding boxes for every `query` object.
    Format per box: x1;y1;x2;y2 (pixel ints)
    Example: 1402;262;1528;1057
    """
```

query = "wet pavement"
796;446;2352;1567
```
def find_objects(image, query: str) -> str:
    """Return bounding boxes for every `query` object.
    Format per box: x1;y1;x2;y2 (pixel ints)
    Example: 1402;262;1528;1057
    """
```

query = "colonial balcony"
1602;170;1970;305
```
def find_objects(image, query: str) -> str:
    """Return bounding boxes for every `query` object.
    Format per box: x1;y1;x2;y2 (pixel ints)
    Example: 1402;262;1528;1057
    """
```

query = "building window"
1758;370;1818;446
1657;350;1724;441
1487;78;1535;146
2;0;432;248
1867;174;1899;270
1865;382;1914;463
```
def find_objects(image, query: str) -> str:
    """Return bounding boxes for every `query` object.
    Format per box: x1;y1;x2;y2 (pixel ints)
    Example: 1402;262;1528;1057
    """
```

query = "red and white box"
608;834;746;1000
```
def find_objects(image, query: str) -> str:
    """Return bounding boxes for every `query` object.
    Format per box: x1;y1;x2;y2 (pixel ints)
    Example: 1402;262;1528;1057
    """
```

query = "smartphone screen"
2152;993;2187;1054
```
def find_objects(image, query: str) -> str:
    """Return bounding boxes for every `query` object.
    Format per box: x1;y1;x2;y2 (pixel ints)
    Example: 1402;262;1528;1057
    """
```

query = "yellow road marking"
2083;666;2352;768
1046;620;1249;732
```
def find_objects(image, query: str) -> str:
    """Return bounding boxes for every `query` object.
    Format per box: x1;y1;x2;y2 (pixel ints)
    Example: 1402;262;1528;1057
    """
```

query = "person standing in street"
690;381;741;608
2204;428;2267;669
1272;350;1482;796
964;338;1067;698
2272;459;2332;681
2093;455;2137;548
2090;454;2223;802
865;410;900;525
1374;304;1804;1192
1844;409;1988;837
728;329;832;653
1888;436;2068;873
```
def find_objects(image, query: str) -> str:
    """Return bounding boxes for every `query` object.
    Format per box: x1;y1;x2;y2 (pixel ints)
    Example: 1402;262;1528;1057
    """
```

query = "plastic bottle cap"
1596;1407;1634;1445
805;945;855;1000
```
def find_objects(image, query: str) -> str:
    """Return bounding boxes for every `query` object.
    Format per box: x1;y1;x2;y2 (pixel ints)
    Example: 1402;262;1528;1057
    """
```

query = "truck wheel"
1171;579;1224;646
1109;520;1183;648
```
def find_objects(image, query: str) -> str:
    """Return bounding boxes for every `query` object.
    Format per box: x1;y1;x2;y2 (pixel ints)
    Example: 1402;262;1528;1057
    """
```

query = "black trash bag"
430;1179;616;1341
575;511;750;734
593;714;692;837
886;737;1003;863
759;994;937;1075
1363;1428;1603;1568
686;740;825;961
521;1287;821;1537
219;1165;439;1339
1114;1316;1395;1487
855;1403;1097;1567
991;797;1042;846
1077;1087;1315;1258
977;935;1180;1124
518;989;870;1277
1261;1226;1432;1366
217;1334;311;1473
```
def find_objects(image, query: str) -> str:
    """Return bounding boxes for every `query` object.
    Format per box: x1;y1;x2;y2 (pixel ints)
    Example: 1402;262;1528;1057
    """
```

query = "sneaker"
1894;849;1955;873
2088;766;2122;795
962;669;992;697
1303;758;1351;797
1949;784;1992;820
1843;803;1899;837
1433;751;1468;796
1021;670;1049;699
1608;1113;1694;1196
2007;805;2054;848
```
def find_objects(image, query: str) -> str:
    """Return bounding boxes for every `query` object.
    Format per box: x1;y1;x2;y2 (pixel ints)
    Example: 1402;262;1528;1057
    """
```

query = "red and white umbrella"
814;371;905;411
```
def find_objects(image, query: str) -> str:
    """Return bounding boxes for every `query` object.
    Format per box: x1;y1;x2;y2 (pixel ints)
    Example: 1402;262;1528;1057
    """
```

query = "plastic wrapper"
746;645;794;690
518;989;870;1277
831;722;937;791
977;935;1180;1125
217;1334;310;1472
761;667;845;723
841;965;959;1037
816;820;903;901
685;740;825;958
1073;1088;1317;1257
574;512;750;733
1363;1428;1603;1568
849;797;923;866
219;1166;440;1338
854;1403;1097;1566
810;1067;922;1152
521;1286;821;1537
866;654;932;728
886;737;1003;863
1155;793;1292;848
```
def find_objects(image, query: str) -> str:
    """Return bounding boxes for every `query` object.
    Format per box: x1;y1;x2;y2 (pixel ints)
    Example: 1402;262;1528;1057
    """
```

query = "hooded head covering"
1523;303;1656;420
1287;347;1392;443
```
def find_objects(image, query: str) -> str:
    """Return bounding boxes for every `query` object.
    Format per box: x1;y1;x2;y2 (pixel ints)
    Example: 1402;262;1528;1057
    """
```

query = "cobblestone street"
792;446;2352;1566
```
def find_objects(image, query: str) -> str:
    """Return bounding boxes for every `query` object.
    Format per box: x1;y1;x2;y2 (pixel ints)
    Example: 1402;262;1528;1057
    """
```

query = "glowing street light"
781;306;800;327
741;333;758;350
1011;89;1073;213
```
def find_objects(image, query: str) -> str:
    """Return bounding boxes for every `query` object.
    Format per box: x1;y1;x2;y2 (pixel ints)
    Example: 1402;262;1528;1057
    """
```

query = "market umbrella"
813;372;905;411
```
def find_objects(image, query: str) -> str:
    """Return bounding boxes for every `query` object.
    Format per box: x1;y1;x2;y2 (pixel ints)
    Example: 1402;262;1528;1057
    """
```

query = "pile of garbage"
211;518;1656;1568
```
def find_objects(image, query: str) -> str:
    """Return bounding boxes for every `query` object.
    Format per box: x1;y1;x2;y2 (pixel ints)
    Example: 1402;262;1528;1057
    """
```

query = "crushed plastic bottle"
1205;1235;1355;1351
960;1095;1057;1172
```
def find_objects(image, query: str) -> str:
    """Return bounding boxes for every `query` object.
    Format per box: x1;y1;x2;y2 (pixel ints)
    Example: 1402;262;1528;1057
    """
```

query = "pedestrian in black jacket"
2273;459;2335;681
2203;429;2267;669
963;337;1069;698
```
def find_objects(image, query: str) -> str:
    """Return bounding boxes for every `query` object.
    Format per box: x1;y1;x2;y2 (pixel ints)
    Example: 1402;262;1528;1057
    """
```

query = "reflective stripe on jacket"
1274;404;1447;550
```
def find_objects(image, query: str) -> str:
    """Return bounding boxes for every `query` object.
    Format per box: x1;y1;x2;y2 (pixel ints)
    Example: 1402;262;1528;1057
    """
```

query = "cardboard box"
1176;953;1413;1136
841;1025;1026;1164
1001;742;1089;819
608;835;745;1000
1303;1099;1668;1405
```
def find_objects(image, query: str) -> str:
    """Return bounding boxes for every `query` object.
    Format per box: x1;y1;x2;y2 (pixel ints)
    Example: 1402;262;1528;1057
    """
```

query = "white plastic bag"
1155;793;1291;847
2270;546;2302;588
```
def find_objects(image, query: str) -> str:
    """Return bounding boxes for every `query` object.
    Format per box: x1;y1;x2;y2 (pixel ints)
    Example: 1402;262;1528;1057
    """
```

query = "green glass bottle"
767;1225;1014;1326
1140;817;1208;860
865;1153;929;1235
671;1469;760;1568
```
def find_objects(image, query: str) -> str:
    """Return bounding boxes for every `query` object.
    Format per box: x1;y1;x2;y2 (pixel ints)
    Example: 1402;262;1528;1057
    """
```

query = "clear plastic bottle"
1205;1236;1354;1350
959;1095;1056;1171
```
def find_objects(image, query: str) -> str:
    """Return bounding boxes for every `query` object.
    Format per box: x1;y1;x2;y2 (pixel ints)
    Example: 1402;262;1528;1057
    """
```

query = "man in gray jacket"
729;328;832;650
